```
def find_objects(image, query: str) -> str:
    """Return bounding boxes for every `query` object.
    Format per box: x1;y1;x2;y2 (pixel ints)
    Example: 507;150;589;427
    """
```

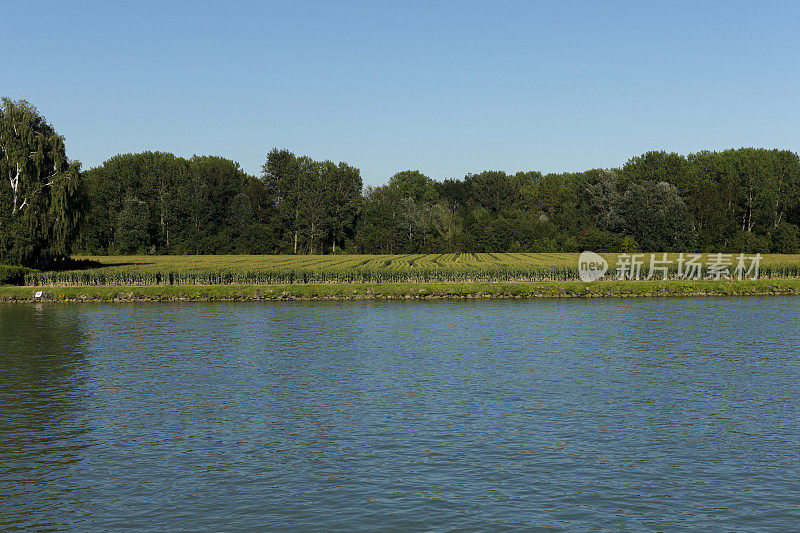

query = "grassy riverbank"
3;279;800;302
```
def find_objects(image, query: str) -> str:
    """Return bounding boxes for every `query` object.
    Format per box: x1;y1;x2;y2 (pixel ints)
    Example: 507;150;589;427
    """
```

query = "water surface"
2;298;800;531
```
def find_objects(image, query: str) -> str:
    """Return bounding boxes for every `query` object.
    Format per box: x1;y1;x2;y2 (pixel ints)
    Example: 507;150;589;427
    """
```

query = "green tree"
262;148;305;253
584;170;622;232
618;181;696;251
115;199;151;253
622;151;691;194
384;170;452;252
263;149;363;254
465;171;518;214
770;222;800;253
0;99;81;265
296;160;328;254
685;151;737;250
760;150;800;230
354;185;400;253
78;152;188;252
389;170;439;204
322;161;362;253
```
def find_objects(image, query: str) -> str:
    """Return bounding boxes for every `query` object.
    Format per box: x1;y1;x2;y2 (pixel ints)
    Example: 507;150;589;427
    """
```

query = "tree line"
2;98;800;266
73;147;800;256
76;148;363;256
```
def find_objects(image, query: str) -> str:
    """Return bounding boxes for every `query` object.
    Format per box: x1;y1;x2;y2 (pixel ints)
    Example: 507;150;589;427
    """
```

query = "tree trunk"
293;231;298;254
10;163;21;214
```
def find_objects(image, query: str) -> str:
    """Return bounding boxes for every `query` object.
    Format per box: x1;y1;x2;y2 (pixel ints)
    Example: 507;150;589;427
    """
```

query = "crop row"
23;262;800;286
25;266;581;286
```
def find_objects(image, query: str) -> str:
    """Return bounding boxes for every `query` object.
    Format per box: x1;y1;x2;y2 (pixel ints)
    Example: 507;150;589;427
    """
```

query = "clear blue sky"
4;1;799;185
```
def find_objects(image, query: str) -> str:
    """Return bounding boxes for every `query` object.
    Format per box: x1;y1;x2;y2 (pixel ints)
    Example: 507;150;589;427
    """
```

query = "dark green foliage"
618;181;696;251
770;223;800;254
5;97;800;257
76;148;365;255
65;143;800;255
348;149;800;253
77;152;281;254
578;227;638;253
728;230;772;254
261;149;363;254
116;199;151;253
354;171;455;253
0;99;81;266
0;264;33;285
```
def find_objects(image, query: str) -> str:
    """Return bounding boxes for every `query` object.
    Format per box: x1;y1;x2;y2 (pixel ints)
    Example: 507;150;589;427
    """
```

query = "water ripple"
1;298;800;530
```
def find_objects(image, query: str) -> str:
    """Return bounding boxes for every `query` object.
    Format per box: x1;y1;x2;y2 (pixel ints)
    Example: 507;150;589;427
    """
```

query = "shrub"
771;223;800;254
728;231;771;254
0;264;33;285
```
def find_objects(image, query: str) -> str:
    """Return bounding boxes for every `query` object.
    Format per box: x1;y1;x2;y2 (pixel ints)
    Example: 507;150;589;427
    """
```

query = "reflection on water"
1;298;800;530
0;305;93;530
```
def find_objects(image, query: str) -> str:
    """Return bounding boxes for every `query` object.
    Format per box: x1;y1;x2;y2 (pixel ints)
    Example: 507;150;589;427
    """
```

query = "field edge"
3;279;800;302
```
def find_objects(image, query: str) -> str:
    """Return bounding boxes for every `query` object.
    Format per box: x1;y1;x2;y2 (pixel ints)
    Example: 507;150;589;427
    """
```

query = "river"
2;298;799;530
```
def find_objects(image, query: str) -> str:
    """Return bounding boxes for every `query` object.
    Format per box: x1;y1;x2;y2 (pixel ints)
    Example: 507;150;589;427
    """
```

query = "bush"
771;223;800;254
578;227;639;253
728;231;772;253
0;264;33;285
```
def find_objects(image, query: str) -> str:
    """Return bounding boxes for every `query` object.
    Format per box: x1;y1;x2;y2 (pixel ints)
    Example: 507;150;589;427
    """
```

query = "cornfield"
21;253;800;286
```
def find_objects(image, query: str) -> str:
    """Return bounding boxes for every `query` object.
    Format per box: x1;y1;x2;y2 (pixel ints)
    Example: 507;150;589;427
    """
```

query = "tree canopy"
70;147;800;256
6;99;798;258
0;99;81;266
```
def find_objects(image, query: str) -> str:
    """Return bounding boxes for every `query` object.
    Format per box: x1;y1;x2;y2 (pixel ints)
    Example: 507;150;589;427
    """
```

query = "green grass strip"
3;279;800;302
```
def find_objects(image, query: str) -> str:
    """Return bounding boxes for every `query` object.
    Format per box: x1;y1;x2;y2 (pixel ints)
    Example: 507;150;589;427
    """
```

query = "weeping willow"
0;98;81;266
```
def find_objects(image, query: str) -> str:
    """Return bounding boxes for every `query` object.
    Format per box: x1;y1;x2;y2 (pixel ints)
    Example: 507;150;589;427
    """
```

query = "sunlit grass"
17;253;800;287
3;278;800;301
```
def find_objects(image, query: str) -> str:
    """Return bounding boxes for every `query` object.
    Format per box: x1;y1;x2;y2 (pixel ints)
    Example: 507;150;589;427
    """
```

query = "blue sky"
4;1;799;185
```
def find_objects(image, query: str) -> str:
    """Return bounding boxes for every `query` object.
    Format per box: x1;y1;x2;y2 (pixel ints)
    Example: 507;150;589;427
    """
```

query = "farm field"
16;252;800;287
